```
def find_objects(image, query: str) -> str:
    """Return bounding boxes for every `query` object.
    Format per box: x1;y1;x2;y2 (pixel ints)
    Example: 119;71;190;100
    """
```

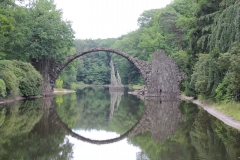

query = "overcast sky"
54;0;172;39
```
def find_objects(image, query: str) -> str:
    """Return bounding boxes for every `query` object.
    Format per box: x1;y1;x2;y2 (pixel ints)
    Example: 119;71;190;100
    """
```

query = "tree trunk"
32;57;54;96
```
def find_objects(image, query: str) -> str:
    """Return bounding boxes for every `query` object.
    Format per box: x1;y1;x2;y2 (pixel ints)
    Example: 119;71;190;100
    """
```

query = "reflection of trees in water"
46;96;183;145
0;100;43;144
73;87;145;134
4;93;240;160
0;98;73;160
190;108;240;160
130;101;240;160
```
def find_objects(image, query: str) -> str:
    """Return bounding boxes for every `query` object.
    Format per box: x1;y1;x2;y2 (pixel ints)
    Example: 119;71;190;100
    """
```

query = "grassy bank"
129;84;144;90
214;102;240;121
197;95;240;121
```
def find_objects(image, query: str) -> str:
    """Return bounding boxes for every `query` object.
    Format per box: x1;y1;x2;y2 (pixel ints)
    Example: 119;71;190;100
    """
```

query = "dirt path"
180;95;240;130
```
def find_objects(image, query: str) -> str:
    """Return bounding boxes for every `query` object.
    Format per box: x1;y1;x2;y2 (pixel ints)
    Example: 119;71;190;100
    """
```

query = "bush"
0;68;19;97
0;79;6;97
70;82;76;90
12;61;42;96
0;60;43;97
55;78;63;89
215;74;234;102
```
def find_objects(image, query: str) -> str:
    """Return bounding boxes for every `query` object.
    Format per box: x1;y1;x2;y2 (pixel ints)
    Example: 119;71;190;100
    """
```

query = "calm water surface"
0;87;240;160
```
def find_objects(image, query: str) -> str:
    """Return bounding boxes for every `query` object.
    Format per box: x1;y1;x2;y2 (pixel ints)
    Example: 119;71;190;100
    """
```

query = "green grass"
214;102;240;121
197;94;240;121
129;84;144;90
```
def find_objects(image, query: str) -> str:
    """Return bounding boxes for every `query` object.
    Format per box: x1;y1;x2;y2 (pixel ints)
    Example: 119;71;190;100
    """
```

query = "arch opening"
48;47;149;95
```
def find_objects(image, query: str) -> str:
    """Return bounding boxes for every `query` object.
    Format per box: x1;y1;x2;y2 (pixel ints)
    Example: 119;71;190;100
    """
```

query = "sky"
54;0;172;39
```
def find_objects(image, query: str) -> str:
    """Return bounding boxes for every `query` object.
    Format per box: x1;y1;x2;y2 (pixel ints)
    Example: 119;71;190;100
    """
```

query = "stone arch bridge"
42;47;182;97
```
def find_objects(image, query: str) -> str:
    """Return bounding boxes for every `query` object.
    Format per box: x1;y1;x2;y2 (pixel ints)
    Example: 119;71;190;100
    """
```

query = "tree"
190;54;221;98
75;39;115;85
209;0;240;52
137;9;159;27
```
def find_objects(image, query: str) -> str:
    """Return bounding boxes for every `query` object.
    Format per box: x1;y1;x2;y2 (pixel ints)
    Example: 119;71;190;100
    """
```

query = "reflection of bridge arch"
44;97;182;145
50;102;149;145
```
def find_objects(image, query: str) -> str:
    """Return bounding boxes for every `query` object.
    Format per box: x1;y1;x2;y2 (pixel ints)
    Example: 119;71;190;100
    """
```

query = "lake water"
0;87;240;160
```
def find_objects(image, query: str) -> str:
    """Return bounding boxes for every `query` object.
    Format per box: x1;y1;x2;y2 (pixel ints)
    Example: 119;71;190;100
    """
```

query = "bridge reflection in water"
36;96;183;145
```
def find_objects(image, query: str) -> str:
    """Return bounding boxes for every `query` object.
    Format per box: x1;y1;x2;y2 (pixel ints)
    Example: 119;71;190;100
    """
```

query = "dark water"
0;87;240;160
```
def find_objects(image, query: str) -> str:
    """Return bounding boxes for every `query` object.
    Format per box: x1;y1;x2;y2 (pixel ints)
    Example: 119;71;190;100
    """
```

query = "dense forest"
0;0;240;103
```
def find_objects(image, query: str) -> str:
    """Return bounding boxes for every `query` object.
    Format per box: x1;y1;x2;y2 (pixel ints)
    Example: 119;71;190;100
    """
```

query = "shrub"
55;78;63;89
0;69;19;97
70;82;76;90
215;74;234;102
0;79;6;97
12;61;42;96
0;60;43;97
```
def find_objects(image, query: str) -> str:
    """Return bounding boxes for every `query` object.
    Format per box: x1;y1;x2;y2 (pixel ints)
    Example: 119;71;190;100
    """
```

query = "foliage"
58;47;77;89
215;74;234;102
190;54;221;99
1;0;74;62
0;60;42;97
55;78;63;89
0;0;15;59
0;61;19;97
70;82;76;90
70;87;144;134
0;78;6;97
0;0;75;93
55;94;63;107
0;100;43;144
54;92;80;128
129;101;240;160
209;1;240;52
12;60;43;96
0;98;73;160
75;39;114;85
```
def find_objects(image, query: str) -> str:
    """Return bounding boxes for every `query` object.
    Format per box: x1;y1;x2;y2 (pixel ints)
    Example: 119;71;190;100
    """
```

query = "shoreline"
128;90;240;130
1;90;240;130
53;89;75;93
0;95;42;105
180;95;240;130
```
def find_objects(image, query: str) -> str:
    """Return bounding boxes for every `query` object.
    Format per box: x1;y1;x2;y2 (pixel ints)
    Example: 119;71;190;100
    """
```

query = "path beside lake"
180;95;240;130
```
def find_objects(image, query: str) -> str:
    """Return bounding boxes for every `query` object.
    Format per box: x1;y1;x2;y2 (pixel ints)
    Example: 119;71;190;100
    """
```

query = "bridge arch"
46;47;150;95
42;48;181;97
